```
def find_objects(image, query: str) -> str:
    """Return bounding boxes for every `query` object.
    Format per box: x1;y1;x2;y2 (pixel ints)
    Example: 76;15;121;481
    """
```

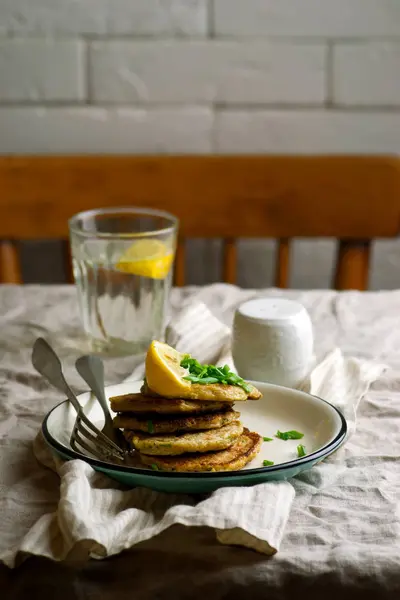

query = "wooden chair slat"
0;241;22;283
274;238;291;288
0;156;399;239
0;156;398;289
222;238;237;284
334;240;371;291
174;240;186;287
62;240;74;284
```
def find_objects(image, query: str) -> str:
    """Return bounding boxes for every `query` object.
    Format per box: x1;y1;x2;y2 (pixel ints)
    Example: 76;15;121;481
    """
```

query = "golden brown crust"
247;384;262;400
113;408;240;434
110;393;233;414
141;381;262;402
139;428;262;472
124;421;243;456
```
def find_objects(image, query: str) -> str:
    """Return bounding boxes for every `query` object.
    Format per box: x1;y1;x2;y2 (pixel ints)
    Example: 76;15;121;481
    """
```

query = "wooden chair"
0;155;399;289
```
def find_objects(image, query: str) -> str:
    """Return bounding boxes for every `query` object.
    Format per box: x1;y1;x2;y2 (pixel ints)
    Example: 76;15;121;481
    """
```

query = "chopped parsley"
276;430;304;441
180;355;251;393
147;420;154;434
263;460;274;467
297;444;307;457
263;437;273;442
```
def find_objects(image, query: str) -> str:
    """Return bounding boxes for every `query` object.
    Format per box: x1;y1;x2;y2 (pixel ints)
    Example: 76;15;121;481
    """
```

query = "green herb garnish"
147;420;154;434
276;430;304;441
263;460;274;466
151;464;159;471
297;444;307;457
180;356;251;393
263;437;273;442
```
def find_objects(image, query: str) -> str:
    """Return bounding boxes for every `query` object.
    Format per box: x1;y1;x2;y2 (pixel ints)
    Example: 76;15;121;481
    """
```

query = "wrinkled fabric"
5;299;382;567
0;285;400;598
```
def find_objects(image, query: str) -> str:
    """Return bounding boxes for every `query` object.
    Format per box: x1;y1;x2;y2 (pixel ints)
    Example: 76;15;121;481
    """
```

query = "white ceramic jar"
232;298;314;388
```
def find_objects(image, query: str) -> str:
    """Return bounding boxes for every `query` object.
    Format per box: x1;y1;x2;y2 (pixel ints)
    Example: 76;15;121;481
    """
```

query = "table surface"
0;284;399;600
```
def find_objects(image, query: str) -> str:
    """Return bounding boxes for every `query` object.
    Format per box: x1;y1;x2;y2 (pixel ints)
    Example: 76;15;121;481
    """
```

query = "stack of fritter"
110;381;263;472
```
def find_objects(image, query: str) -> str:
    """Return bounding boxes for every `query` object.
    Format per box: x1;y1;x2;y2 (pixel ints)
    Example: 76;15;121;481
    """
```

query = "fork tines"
70;411;126;463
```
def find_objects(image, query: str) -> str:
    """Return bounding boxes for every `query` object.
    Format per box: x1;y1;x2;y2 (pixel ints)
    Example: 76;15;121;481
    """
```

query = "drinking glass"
69;207;178;356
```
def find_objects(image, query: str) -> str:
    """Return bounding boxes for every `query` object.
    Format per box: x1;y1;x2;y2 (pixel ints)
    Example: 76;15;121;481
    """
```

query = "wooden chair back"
0;155;399;289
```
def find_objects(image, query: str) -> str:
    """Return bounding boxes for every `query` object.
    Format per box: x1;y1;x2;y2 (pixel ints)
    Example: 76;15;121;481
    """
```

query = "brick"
0;39;84;103
215;110;400;153
0;108;213;153
333;43;400;106
214;0;400;37
0;0;207;36
107;0;207;36
90;41;325;105
0;0;106;35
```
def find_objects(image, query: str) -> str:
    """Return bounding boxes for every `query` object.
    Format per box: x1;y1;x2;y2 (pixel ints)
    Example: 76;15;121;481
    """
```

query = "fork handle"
58;379;83;415
43;366;83;417
32;338;82;415
75;355;113;428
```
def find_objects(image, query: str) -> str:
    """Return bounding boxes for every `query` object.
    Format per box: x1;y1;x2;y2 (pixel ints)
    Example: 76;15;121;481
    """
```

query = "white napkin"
9;301;386;566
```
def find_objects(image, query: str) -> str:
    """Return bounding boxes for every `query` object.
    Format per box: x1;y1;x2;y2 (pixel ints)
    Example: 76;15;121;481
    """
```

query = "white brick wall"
0;0;207;36
90;41;326;104
0;107;212;153
214;0;400;37
215;110;400;153
0;39;84;102
0;0;399;287
333;43;400;106
0;0;398;155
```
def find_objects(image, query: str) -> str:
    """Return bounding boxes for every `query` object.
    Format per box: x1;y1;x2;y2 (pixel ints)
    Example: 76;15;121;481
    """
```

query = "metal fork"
32;338;125;463
75;354;129;452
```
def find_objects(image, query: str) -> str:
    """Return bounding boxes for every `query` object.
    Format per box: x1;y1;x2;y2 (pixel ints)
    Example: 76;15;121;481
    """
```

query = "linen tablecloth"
0;284;399;599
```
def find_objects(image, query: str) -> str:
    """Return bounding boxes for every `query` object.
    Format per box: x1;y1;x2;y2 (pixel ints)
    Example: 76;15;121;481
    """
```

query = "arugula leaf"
263;459;274;466
297;444;307;457
147;420;154;434
263;437;273;442
151;464;159;471
276;430;304;441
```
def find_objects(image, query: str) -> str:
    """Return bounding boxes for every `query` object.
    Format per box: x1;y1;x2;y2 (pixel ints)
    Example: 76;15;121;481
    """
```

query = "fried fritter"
124;421;243;456
113;408;240;434
110;393;233;414
140;381;261;402
139;429;262;472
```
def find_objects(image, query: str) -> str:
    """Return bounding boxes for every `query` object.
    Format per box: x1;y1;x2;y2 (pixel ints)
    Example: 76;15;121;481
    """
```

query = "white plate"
42;380;347;493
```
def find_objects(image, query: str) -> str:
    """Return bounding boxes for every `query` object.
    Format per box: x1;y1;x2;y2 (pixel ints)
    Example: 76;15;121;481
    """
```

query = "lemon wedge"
145;340;191;397
115;239;173;279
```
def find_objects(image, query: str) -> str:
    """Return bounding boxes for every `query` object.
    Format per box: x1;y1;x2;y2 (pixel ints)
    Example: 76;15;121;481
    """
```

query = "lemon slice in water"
115;239;173;279
145;340;191;397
